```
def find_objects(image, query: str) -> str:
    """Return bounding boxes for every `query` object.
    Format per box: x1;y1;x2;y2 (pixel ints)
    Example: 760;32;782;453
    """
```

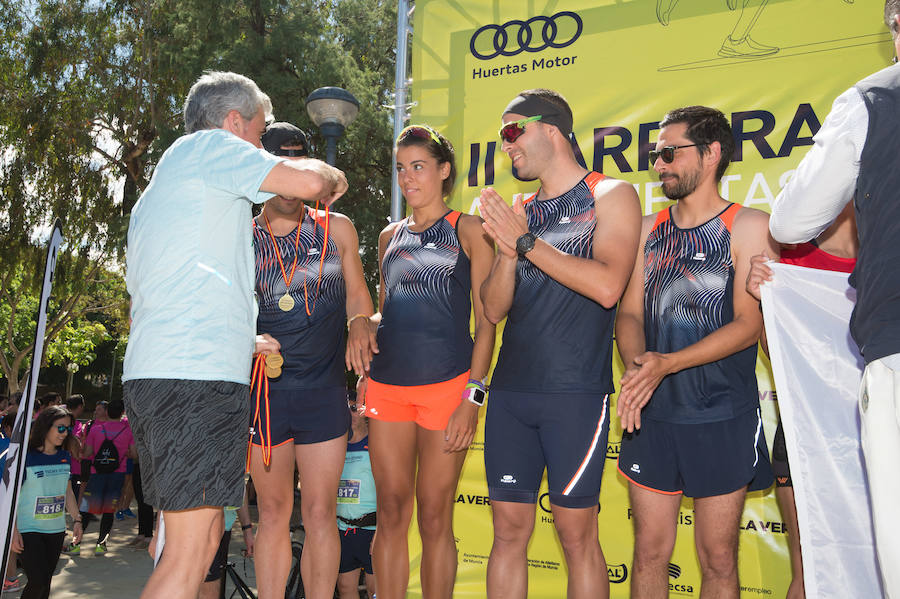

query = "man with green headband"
480;88;642;599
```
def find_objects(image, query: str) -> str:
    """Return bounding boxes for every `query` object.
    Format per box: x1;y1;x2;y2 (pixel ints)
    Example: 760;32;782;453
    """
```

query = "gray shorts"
124;379;249;511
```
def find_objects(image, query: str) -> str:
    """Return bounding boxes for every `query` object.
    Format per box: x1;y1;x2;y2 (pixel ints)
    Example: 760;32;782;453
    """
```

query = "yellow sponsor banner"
406;1;885;597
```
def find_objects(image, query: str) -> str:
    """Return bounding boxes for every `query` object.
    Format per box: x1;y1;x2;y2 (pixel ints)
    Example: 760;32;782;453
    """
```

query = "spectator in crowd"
65;395;87;503
10;406;82;598
336;393;376;599
73;399;135;555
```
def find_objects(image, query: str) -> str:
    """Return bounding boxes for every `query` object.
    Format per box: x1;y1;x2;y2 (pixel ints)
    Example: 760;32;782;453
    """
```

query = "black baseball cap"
262;122;309;157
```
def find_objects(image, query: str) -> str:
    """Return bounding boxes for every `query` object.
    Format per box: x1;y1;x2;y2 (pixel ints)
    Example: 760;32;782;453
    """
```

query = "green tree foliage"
0;0;397;393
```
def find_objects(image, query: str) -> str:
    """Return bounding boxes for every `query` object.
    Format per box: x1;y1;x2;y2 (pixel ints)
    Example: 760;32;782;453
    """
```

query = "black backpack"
92;425;125;474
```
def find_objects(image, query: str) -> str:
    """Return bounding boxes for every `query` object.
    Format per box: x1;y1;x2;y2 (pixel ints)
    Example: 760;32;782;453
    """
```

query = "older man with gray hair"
123;70;347;599
769;4;900;597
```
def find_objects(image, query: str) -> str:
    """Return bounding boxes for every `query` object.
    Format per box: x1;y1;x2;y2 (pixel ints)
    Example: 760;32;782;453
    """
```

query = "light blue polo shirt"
123;129;284;385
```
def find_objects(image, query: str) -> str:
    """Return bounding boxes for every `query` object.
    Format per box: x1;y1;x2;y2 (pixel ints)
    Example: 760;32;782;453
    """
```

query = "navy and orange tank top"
642;202;758;424
253;207;346;390
368;211;473;386
491;172;616;395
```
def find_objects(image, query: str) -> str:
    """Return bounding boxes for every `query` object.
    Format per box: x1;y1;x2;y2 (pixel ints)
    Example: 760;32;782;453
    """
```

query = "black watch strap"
516;232;537;256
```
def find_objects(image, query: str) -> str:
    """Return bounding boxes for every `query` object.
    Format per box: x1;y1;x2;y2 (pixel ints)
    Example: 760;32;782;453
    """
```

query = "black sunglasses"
649;144;700;164
274;148;308;157
56;425;73;434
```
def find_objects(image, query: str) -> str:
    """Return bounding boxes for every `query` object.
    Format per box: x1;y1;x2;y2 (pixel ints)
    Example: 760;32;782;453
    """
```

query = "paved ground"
6;505;261;598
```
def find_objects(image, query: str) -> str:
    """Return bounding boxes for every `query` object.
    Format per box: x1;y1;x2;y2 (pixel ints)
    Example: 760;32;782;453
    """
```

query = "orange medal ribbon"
263;212;303;311
248;354;273;469
303;201;330;317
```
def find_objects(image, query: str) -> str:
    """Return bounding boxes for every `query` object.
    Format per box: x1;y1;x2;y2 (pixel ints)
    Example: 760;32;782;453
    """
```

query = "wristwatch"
464;386;487;407
515;232;537;257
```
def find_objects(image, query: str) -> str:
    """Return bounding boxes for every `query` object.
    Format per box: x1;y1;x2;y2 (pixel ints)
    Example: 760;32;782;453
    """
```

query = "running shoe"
94;542;107;555
63;542;80;555
115;510;125;521
123;508;137;518
3;578;20;592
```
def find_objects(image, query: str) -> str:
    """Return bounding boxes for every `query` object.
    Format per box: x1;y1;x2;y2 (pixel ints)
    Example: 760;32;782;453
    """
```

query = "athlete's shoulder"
378;220;404;246
592;175;637;199
731;204;771;235
456;211;483;230
323;210;356;234
592;177;641;220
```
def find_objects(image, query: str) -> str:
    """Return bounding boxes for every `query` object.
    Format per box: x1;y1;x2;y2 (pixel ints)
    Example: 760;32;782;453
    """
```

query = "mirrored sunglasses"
397;125;442;146
499;115;542;143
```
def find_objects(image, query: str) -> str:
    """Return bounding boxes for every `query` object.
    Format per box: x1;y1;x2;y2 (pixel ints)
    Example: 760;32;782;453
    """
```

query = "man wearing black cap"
262;122;310;158
479;88;642;599
250;121;376;599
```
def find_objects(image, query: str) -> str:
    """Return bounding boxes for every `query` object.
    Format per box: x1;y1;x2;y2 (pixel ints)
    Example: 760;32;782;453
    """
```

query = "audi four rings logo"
469;11;583;60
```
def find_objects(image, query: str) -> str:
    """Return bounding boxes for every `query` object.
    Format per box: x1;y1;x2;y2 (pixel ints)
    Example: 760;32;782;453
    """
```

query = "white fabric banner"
761;263;882;598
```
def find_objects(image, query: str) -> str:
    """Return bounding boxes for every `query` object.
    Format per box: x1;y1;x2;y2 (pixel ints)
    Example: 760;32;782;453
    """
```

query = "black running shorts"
124;378;249;511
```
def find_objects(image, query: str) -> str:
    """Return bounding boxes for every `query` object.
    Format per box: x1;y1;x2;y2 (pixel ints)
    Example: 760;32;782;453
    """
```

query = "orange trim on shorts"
365;371;469;430
249;438;294;450
615;462;683;496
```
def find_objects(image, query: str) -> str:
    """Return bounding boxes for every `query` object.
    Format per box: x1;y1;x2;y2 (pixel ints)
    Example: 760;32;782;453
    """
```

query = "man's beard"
661;168;702;200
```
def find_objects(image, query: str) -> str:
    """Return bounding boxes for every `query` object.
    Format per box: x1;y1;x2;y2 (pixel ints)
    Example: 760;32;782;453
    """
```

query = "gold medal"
265;365;282;379
265;353;284;368
278;293;295;312
264;212;303;314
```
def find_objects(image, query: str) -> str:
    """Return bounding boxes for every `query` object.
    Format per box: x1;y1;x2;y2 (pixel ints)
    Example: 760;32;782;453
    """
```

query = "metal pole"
109;344;117;401
326;136;337;166
391;0;412;222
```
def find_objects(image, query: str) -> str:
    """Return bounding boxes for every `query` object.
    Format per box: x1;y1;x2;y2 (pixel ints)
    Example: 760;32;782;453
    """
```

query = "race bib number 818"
34;495;65;520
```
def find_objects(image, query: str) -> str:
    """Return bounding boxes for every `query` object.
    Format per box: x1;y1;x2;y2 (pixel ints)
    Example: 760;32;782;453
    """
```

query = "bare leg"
415;427;468;599
249;443;295;599
296;434;347;599
628;484;681;599
552;503;608;599
337;569;362;599
140;507;223;599
694;487;747;599
486;500;535;599
775;486;805;599
197;577;223;599
364;571;376;598
368;420;417;599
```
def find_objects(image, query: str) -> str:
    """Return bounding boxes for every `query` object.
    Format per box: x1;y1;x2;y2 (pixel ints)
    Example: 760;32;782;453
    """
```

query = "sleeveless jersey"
642;203;758;424
17;450;71;534
491;172;616;394
253;207;346;390
368;211;473;386
336;436;376;531
781;242;856;273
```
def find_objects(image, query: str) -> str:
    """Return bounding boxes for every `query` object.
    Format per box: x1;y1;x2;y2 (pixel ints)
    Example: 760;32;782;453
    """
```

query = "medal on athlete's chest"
263;206;330;317
278;293;295;312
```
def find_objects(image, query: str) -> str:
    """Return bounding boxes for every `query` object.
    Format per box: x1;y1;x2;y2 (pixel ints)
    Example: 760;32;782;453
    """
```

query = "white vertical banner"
0;220;63;591
760;263;882;599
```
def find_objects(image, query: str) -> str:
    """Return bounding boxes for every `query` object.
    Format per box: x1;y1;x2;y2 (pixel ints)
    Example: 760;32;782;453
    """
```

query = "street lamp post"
305;87;360;166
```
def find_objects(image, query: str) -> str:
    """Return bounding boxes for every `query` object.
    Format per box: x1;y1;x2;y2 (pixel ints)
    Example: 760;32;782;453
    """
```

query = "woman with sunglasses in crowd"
359;125;495;598
11;406;82;598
